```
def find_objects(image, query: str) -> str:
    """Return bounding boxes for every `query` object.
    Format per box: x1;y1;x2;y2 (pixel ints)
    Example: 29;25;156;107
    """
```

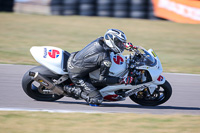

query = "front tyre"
22;66;64;101
129;80;172;106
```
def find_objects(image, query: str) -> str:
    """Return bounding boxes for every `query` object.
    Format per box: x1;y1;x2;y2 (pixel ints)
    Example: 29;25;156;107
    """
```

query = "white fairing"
99;48;165;97
30;46;67;75
109;52;127;77
90;50;165;85
136;49;164;84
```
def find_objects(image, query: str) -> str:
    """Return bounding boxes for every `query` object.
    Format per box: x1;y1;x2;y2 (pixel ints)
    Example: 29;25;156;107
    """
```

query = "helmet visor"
114;38;125;53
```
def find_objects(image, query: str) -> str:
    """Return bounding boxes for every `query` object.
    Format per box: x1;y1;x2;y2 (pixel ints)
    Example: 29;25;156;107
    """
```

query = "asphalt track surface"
0;64;199;115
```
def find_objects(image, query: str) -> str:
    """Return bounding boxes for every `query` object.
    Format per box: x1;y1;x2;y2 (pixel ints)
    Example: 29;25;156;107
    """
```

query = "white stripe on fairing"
0;108;105;113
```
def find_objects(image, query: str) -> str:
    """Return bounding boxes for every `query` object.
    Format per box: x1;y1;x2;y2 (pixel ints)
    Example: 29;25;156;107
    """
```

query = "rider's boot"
81;90;103;106
64;85;103;106
64;85;82;99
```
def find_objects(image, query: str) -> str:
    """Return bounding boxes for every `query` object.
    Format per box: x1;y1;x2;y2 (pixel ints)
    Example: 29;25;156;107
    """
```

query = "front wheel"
129;80;172;106
22;66;64;101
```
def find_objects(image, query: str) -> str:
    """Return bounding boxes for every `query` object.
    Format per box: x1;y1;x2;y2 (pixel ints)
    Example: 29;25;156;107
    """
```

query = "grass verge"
0;111;200;133
0;13;200;74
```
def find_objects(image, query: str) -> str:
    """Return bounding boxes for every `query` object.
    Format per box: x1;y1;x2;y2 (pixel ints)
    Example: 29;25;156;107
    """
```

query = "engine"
129;69;152;85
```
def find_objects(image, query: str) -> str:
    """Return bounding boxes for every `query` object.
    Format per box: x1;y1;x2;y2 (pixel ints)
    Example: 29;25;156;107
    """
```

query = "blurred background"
1;0;163;20
1;0;199;24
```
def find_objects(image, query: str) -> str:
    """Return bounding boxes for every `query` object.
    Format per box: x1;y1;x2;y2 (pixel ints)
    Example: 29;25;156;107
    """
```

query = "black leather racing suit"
66;37;119;104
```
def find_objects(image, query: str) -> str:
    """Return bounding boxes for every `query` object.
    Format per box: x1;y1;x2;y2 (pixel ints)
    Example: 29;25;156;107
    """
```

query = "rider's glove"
124;42;138;51
119;76;134;85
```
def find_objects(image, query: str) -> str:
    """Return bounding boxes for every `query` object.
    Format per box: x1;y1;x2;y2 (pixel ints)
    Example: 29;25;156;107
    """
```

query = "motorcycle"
22;45;172;106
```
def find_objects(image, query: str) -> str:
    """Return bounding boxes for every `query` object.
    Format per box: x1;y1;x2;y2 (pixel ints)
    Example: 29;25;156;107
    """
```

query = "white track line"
164;72;200;77
0;108;104;113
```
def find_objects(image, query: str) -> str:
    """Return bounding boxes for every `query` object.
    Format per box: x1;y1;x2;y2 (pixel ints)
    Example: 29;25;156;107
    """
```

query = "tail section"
30;46;70;75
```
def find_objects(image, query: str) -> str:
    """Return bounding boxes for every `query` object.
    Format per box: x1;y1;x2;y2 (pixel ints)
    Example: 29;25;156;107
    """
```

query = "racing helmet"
104;29;127;53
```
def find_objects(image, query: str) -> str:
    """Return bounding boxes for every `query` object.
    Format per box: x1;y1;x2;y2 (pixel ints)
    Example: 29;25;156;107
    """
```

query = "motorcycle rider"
64;29;133;106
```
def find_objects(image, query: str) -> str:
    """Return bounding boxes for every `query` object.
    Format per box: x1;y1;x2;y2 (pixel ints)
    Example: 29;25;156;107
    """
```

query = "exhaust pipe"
29;71;64;95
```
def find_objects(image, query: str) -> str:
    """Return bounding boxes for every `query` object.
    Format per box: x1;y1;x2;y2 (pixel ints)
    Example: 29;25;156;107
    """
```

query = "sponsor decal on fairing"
113;55;124;65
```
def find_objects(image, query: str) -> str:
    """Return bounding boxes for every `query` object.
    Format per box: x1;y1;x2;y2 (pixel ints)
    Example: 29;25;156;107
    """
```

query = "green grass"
0;111;199;133
0;13;200;73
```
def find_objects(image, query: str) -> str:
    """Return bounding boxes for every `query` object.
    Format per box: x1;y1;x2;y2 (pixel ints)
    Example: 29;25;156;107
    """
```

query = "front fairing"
134;47;163;82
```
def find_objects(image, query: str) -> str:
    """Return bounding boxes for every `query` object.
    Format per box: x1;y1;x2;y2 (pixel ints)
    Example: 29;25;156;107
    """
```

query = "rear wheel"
22;66;64;101
129;80;172;106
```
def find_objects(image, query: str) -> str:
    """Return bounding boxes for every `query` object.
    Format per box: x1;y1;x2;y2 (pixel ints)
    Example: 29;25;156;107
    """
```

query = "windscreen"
142;49;157;67
135;47;157;67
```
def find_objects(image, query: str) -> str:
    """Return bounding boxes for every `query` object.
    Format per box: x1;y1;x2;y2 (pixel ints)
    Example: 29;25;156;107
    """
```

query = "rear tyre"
22;66;64;101
129;80;172;106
